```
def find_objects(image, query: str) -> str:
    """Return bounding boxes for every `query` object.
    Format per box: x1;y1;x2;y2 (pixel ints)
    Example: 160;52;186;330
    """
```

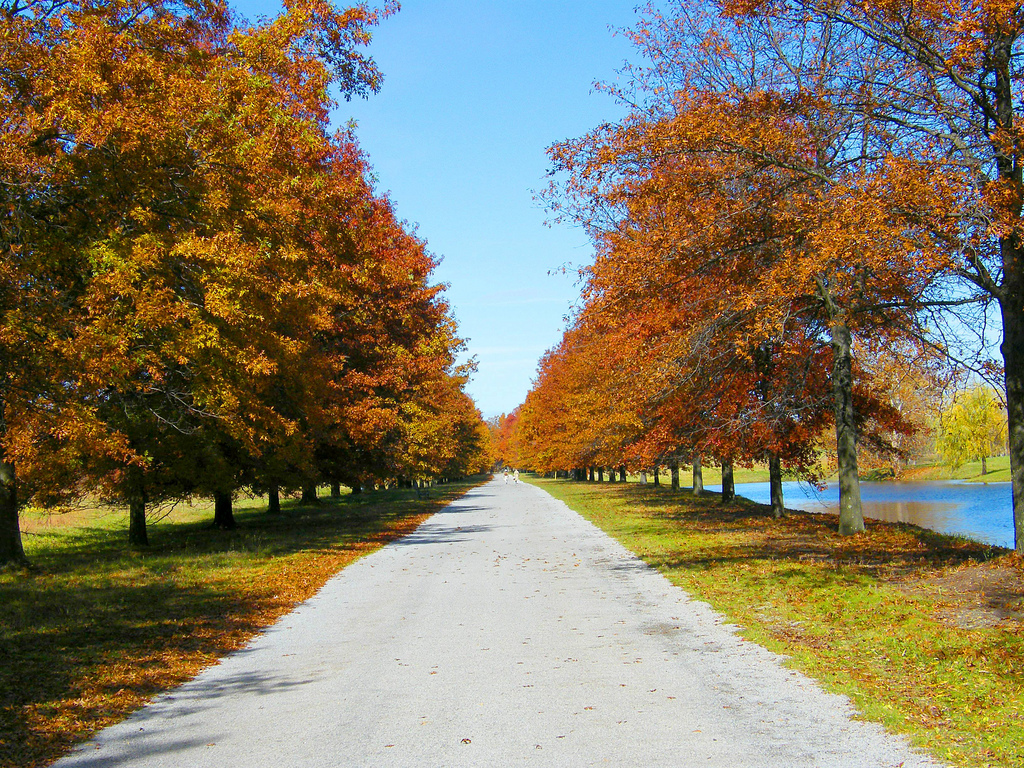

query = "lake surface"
704;479;1015;549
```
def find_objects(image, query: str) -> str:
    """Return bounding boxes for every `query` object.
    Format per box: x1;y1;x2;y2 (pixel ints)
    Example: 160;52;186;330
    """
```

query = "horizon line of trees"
497;0;1023;552
0;0;491;566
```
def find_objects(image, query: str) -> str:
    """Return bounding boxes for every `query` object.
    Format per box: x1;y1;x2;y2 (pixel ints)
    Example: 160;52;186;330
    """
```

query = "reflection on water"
863;500;955;525
705;480;1014;549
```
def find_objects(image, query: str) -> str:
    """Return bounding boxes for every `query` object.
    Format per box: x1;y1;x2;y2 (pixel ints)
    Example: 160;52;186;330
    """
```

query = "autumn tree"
855;343;948;477
720;0;1024;544
0;0;247;561
0;0;491;559
399;361;492;484
489;411;523;470
543;2;962;536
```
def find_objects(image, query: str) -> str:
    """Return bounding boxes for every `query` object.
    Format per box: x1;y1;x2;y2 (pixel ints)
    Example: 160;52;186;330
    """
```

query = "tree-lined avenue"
54;479;939;768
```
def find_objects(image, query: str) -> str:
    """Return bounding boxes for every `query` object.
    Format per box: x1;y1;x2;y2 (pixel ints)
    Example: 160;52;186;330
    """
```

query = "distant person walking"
513;469;520;484
503;468;509;485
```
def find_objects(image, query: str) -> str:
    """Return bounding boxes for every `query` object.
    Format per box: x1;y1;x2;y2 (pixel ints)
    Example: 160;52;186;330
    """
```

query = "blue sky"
233;0;643;418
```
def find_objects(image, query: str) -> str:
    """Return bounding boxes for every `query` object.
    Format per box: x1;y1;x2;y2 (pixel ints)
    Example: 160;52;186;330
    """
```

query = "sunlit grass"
902;454;1011;484
529;476;1023;768
1;480;485;768
607;454;1013;486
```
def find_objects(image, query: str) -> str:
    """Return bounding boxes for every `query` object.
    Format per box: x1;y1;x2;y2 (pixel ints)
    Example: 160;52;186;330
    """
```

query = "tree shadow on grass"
0;576;256;768
560;480;999;579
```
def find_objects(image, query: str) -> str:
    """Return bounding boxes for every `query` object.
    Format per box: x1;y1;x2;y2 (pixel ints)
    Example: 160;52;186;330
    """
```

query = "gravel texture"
54;478;943;767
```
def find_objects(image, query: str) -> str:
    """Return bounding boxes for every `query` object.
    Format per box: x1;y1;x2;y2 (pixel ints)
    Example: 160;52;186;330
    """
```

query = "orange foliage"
515;1;962;532
0;0;487;558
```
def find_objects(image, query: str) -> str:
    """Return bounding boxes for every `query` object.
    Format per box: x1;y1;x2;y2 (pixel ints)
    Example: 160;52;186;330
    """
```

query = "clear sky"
232;0;643;418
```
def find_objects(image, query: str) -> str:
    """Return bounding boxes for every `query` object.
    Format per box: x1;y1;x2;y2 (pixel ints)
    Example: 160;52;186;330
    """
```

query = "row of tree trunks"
4;473;368;563
554;458;728;509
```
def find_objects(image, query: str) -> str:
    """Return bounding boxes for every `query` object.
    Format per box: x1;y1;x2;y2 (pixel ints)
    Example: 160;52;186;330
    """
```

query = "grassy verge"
618;455;1013;485
1;479;485;768
901;455;1011;484
528;476;1024;768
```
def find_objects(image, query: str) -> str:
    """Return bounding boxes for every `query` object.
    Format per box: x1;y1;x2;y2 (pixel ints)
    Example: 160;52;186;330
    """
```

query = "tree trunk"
301;483;318;504
214;490;236;530
670;461;679;491
0;458;27;566
351;484;362;495
597;466;604;482
721;459;735;503
692;454;703;496
769;454;784;518
653;468;660;486
1000;283;1024;551
619;465;626;482
988;33;1021;550
128;485;148;547
268;484;281;515
830;320;865;534
589;466;595;482
982;455;988;475
331;481;341;498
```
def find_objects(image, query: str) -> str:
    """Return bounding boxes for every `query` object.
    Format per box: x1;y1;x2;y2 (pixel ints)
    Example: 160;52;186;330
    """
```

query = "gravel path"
54;478;941;767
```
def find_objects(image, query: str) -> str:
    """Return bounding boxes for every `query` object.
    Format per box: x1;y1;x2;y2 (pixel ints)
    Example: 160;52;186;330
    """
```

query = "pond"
704;479;1015;550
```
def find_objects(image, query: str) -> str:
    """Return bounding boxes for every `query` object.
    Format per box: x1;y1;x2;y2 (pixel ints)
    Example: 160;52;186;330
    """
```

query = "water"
704;480;1015;549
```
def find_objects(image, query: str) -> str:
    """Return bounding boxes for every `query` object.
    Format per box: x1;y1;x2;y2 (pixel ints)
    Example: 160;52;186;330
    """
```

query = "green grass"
605;453;1012;485
903;454;1012;484
527;476;1023;768
1;480;485;768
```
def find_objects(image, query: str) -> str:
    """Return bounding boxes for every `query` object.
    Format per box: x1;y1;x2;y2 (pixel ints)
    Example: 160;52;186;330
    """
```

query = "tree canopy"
510;0;1021;550
0;0;490;564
